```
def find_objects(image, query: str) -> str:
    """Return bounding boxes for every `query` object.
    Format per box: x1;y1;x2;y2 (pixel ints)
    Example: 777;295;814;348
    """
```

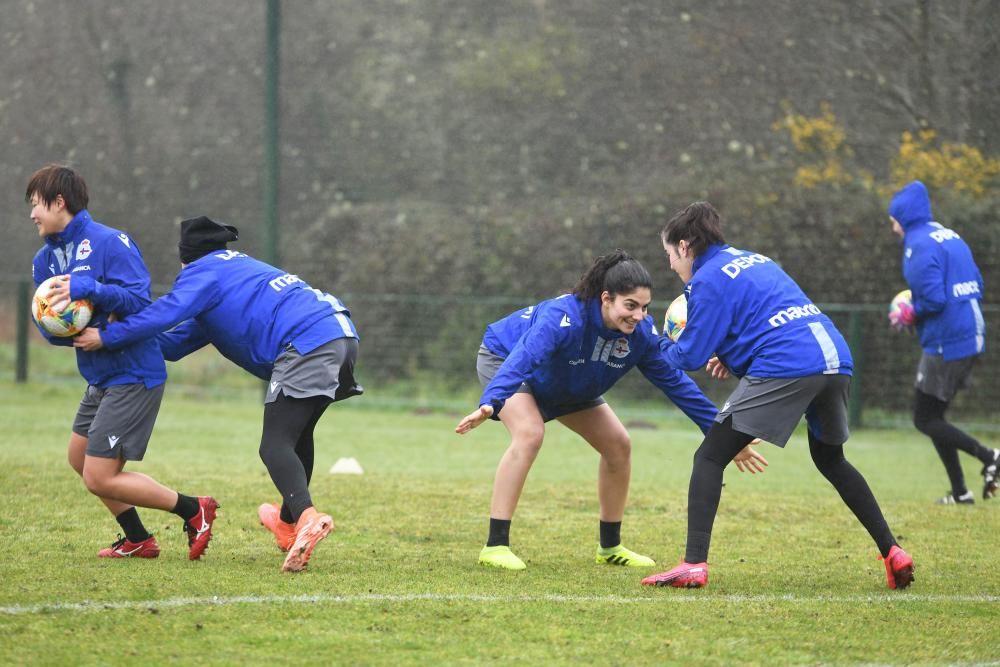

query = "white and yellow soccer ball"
663;293;687;342
31;276;93;337
889;289;912;318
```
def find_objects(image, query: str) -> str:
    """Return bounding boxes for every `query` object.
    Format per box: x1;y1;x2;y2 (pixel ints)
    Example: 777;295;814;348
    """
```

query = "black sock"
599;520;622;549
116;507;152;542
486;518;511;547
171;494;200;521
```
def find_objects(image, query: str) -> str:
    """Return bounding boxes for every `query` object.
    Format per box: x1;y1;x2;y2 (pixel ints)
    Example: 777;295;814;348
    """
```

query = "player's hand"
45;274;71;307
73;327;105;351
888;301;916;330
706;356;730;380
455;405;494;434
732;442;768;473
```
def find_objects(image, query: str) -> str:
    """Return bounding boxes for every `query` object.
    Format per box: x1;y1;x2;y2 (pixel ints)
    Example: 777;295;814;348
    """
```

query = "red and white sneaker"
258;502;296;552
282;507;334;573
641;561;709;588
97;534;160;559
184;496;219;560
881;545;914;590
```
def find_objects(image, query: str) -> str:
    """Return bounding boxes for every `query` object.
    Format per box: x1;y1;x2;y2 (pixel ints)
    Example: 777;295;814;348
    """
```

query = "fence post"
847;308;863;428
16;279;30;382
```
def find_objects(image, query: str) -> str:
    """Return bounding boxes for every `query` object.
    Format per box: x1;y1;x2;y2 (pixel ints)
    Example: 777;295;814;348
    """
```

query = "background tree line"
3;0;998;417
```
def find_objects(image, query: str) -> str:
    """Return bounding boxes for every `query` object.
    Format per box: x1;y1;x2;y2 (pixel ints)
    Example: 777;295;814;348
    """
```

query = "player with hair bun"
455;249;766;571
74;216;362;573
643;201;913;590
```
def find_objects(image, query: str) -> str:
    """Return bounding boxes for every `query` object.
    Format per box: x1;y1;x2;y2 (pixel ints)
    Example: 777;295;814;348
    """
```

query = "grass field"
1;375;998;666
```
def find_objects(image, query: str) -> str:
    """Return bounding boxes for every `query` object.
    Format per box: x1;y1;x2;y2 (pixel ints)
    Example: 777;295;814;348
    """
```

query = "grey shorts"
72;383;165;461
267;337;363;404
716;374;851;447
915;352;978;403
476;345;605;421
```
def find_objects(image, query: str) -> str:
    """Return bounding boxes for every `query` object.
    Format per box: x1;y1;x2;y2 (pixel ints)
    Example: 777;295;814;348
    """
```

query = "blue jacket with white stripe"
31;209;166;389
99;250;357;380
661;244;853;378
889;181;986;361
480;294;718;431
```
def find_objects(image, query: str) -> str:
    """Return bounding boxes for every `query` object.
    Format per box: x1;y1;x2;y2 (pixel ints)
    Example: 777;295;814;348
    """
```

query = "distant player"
642;201;913;590
26;164;217;560
75;216;362;573
887;181;997;504
455;249;767;571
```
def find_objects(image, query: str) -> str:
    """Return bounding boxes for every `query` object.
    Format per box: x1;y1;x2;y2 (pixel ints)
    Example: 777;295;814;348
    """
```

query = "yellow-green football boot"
479;545;526;570
595;544;655;567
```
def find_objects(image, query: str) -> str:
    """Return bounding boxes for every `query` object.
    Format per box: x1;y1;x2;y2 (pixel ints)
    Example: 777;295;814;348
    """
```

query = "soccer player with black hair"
26;163;217;561
643;201;913;590
455;250;767;570
75;216;362;573
887;180;997;504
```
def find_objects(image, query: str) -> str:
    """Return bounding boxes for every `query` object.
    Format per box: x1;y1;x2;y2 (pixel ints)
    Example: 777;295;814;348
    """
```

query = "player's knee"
603;432;632;467
81;468;111;496
912;411;934;435
809;439;845;471
510;429;545;460
693;439;729;468
67;451;84;476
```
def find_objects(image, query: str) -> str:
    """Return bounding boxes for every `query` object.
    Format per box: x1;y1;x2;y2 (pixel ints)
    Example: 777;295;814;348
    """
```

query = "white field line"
1;592;998;616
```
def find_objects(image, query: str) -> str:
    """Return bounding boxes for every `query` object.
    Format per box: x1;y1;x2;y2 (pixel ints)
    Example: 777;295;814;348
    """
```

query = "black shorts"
72;383;164;461
476;345;605;421
715;374;851;447
267;338;363;405
915;352;978;402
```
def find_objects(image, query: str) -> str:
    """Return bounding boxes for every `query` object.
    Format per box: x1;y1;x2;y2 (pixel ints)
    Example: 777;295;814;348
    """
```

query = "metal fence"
4;276;997;430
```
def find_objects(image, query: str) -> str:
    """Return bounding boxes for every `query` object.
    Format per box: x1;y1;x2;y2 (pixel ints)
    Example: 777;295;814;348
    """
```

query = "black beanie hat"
178;216;239;263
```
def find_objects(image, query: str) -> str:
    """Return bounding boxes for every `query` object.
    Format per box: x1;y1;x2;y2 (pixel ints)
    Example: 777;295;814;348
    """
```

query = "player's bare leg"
67;432;132;516
560;404;654;567
559;403;631;521
490;393;547;519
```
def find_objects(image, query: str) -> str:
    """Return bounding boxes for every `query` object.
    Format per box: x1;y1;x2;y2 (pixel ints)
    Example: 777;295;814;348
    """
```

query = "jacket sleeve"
157;319;210;361
663;280;733;371
101;267;221;351
31;254;72;347
639;341;717;433
906;242;946;318
70;234;153;316
478;309;569;415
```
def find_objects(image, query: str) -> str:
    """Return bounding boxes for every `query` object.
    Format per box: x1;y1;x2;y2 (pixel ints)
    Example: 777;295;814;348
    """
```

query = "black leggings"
913;389;990;496
259;393;332;523
684;417;897;564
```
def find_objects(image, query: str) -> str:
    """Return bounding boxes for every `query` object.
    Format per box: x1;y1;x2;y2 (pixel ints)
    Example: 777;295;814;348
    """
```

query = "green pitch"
0;380;996;666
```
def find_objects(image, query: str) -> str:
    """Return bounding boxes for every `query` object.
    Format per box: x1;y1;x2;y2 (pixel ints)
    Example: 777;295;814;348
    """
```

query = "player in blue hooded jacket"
27;164;217;562
887;180;997;504
75;216;362;573
642;201;913;590
455;250;767;571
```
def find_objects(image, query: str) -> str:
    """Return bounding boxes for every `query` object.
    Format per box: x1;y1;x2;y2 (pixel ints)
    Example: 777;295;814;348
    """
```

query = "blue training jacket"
661;244;853;379
99;250;357;380
31;210;166;389
480;294;718;431
889;181;986;361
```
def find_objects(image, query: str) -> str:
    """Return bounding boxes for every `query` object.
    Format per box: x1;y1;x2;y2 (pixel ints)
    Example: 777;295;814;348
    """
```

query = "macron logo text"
768;303;821;328
269;274;302;291
952;281;980;297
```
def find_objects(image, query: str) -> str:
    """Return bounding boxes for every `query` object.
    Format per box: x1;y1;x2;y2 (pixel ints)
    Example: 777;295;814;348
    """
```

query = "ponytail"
572;249;652;301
